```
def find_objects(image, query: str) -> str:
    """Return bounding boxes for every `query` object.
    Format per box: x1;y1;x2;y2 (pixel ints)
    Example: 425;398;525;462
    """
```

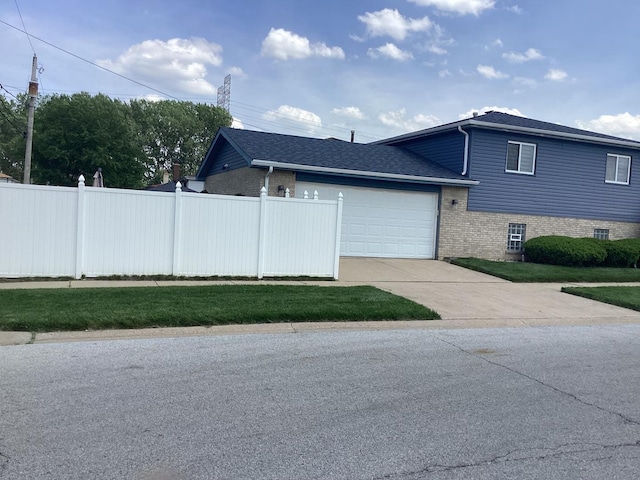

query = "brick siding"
205;167;296;197
439;186;640;260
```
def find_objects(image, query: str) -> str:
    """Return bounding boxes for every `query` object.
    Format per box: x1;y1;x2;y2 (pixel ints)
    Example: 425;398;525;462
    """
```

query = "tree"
0;95;27;180
130;99;232;183
31;92;145;188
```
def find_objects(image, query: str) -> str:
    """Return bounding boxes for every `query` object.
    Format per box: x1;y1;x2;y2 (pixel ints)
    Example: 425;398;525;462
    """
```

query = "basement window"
507;223;526;252
594;229;610;240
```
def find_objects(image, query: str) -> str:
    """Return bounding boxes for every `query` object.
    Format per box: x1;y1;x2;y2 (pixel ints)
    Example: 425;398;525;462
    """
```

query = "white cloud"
98;37;223;95
261;28;345;60
231;117;245;129
358;8;432;41
459;106;524;119
545;69;568;81
493;38;504;48
503;48;544;63
409;0;495;16
507;5;524;14
368;43;414;61
438;69;452;77
378;108;441;132
332;107;367;120
428;45;448;55
227;66;247;79
477;64;509;79
576;113;640;141
263;105;322;132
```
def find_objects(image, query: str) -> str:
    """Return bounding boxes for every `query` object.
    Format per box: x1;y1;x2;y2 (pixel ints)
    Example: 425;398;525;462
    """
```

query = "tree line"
0;92;233;188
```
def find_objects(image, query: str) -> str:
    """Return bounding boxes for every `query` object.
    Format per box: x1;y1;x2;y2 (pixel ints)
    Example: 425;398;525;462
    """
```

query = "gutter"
380;119;640;150
251;159;479;186
458;126;469;176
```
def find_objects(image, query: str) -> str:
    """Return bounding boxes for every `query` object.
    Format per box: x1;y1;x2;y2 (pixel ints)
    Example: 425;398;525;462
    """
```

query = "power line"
14;0;35;55
0;19;182;101
0;103;25;135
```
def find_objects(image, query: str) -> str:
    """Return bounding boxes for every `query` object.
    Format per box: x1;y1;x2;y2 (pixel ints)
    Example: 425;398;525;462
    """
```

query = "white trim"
505;141;536;175
377;118;640;150
251;159;479;186
605;153;631;185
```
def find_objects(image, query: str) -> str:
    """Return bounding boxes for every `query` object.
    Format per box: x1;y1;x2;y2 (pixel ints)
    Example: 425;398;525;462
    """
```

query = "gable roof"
198;127;478;186
378;111;640;149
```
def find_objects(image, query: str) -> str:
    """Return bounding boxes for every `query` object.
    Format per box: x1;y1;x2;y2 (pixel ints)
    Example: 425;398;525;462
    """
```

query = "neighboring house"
0;173;19;184
196;112;640;260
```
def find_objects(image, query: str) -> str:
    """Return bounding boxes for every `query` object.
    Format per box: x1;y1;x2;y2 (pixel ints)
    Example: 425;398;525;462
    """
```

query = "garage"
296;182;438;259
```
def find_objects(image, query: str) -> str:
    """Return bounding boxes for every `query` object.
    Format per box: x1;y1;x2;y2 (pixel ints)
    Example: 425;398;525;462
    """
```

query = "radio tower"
217;75;231;112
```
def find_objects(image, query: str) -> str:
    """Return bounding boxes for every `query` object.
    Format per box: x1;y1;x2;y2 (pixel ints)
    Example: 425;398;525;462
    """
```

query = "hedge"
524;236;607;266
524;236;640;267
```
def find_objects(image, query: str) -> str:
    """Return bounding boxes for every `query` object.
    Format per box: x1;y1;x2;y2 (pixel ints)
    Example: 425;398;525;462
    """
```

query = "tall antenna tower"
217;74;231;112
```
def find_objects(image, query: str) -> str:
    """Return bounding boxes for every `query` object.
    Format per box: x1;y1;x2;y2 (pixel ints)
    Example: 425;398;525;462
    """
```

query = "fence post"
172;182;183;276
333;192;343;280
74;175;86;279
257;186;267;279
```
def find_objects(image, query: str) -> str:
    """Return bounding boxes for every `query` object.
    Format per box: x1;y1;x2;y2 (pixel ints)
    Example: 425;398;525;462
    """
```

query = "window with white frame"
605;154;631;184
507;223;526;252
506;141;536;175
594;228;610;240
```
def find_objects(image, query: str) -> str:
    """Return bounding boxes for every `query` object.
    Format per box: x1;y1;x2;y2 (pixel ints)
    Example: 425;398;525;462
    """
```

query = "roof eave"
377;118;640;150
251;159;479;186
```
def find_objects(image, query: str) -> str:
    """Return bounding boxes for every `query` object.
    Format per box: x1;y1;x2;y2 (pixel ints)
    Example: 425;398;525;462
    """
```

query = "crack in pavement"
373;440;640;479
435;335;640;427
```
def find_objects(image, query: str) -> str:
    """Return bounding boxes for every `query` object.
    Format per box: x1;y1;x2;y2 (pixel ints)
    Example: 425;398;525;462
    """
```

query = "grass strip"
451;258;640;283
562;286;640;312
0;284;439;332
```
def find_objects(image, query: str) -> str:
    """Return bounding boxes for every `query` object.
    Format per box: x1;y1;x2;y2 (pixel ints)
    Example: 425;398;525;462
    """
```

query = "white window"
506;141;536;175
594;229;609;240
605;154;631;185
507;223;526;252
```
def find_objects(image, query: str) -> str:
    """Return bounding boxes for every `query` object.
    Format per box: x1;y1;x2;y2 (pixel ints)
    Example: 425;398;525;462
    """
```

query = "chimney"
472;111;479;117
350;130;355;143
172;162;180;182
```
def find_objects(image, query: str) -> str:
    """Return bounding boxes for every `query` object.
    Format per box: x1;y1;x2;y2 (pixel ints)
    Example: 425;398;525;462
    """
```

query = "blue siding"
296;173;441;193
388;131;465;174
467;129;640;222
203;141;247;176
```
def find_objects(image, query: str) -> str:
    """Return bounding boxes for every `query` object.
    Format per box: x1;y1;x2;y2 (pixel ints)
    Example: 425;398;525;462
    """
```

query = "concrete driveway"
338;258;640;325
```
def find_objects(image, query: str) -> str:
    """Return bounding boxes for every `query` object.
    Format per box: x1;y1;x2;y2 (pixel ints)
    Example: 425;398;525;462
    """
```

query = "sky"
2;0;640;143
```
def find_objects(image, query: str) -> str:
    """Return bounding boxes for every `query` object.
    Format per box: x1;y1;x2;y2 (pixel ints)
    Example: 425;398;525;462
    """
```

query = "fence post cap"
78;175;85;185
175;181;182;191
260;186;267;196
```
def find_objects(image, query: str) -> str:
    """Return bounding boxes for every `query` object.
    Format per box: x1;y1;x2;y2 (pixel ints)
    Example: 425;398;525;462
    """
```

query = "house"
0;173;19;184
196;112;640;260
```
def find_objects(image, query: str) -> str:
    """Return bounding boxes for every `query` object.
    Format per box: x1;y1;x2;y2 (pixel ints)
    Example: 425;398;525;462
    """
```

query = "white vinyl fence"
0;177;343;279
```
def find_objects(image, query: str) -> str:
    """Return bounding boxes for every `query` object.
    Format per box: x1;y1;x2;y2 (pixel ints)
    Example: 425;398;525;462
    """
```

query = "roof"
146;180;197;193
378;111;640;149
199;127;477;186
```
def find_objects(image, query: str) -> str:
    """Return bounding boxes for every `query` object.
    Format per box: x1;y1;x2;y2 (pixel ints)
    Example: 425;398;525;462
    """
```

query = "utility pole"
23;54;38;184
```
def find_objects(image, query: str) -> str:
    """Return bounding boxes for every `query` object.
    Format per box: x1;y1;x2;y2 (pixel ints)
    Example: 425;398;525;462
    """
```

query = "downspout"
458;126;469;176
264;166;274;195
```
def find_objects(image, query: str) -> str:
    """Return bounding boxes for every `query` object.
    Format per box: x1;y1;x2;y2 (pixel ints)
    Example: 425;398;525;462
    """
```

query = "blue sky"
2;0;640;143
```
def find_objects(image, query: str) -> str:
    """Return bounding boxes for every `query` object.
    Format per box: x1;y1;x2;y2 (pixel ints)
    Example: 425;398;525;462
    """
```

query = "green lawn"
562;286;640;312
0;284;439;332
451;258;640;283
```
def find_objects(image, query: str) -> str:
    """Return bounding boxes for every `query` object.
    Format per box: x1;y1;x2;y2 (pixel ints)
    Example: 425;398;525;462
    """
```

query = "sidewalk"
2;259;640;346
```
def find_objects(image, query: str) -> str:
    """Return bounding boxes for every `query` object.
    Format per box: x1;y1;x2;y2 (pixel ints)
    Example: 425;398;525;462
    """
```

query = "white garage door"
296;182;438;259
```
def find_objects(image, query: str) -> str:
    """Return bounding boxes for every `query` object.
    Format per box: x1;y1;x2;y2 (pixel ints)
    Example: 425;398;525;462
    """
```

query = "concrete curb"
3;315;640;346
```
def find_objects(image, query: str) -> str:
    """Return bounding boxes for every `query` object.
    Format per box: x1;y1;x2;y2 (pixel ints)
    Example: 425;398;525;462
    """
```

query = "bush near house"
523;236;640;267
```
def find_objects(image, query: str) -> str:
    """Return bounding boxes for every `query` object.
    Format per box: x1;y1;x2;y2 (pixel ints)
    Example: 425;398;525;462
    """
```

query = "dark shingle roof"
474;111;640;144
219;127;470;182
379;111;640;148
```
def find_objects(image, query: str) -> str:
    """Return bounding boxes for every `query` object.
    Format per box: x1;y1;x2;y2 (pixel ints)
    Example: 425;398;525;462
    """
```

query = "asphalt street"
2;325;640;479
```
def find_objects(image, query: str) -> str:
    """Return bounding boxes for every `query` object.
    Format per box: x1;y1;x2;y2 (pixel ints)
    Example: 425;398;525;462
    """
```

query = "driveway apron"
337;258;640;325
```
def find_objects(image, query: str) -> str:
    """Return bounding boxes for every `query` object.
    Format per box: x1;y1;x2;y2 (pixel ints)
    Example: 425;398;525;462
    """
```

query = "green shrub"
608;239;640;267
524;236;607;266
596;239;640;268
